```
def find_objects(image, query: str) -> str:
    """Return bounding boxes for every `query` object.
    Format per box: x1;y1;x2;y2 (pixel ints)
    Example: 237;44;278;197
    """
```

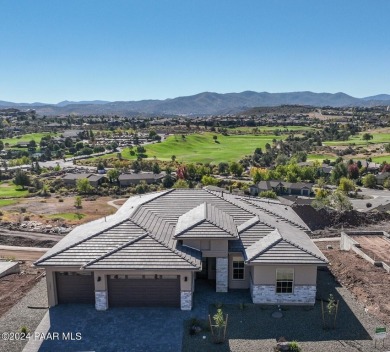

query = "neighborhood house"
250;180;314;196
35;189;327;311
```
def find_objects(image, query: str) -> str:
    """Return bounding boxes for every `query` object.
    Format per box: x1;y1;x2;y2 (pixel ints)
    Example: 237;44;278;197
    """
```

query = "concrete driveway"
23;280;251;352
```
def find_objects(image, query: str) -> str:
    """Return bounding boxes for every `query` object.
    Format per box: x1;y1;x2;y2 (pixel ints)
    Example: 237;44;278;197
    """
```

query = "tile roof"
175;203;238;239
35;188;327;270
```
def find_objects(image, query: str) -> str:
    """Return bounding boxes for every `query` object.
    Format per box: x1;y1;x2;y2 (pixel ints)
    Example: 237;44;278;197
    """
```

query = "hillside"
1;91;390;116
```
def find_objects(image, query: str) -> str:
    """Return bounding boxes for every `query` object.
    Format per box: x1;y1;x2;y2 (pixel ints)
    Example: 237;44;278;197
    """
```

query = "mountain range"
1;91;390;116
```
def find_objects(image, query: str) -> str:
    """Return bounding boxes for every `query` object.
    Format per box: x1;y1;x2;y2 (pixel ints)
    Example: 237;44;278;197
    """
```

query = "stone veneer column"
181;291;193;310
95;291;108;310
216;257;228;292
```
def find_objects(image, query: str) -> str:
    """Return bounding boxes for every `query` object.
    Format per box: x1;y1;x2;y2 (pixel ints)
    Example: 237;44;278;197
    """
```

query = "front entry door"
198;258;208;279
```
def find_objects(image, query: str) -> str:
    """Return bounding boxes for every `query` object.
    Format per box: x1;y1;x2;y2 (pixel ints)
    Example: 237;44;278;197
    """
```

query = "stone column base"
95;290;108;310
181;291;193;310
250;283;316;305
216;257;228;292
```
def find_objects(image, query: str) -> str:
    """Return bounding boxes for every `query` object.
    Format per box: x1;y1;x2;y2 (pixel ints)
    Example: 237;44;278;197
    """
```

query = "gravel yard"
182;269;390;352
0;279;48;352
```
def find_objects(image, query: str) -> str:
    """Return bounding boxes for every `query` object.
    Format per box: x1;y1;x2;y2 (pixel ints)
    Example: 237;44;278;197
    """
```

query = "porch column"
216;257;228;292
94;273;108;311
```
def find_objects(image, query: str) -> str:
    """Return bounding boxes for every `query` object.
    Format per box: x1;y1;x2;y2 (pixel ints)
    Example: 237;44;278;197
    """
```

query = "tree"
107;169;120;183
74;196;82;208
385;144;390;153
338;177;355;194
362;174;376;188
173;179;189;189
0;140;3;151
28;139;36;148
218;162;229;175
171;155;176;162
348;164;359;179
230;162;243;177
259;190;277;199
328;191;353;212
330;162;348;184
362;133;373;141
152;163;161;175
132;160;141;173
383;178;390;190
76;178;93;194
13;170;31;189
201;175;218;186
213;135;218;142
162;174;174;188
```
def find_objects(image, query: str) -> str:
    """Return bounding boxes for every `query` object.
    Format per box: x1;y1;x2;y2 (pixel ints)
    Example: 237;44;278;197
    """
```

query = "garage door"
108;276;180;307
56;272;95;304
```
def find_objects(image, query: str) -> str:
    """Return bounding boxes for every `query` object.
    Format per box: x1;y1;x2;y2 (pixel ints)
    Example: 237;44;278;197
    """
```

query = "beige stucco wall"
183;239;228;257
251;265;317;286
228;253;250;289
44;266;195;307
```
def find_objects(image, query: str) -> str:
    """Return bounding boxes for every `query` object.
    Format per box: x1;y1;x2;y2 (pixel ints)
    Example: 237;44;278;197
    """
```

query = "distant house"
118;172;165;187
375;172;390;186
250;180;313;197
62;130;84;140
63;173;107;187
362;161;381;174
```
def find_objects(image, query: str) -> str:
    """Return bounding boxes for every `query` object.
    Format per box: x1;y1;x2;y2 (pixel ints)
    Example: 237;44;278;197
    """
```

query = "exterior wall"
249;265;317;305
183;239;228;257
252;265;317;286
216;257;228;292
228;253;250;289
250;282;316;305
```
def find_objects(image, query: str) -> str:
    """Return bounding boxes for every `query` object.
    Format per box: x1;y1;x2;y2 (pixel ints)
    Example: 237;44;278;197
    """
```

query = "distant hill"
1;91;390;116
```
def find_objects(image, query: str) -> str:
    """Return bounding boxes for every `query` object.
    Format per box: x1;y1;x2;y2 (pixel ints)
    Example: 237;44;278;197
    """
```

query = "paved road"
0;229;62;242
351;187;390;212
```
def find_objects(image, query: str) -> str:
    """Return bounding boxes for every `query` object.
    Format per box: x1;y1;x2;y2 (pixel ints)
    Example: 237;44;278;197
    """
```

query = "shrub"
366;202;372;208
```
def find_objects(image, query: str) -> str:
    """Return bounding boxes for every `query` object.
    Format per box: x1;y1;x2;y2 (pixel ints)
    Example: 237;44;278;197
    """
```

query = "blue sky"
1;0;389;103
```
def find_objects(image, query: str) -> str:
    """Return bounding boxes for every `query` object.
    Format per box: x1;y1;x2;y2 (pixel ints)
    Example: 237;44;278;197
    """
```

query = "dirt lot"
1;195;118;226
317;241;390;324
351;235;390;265
0;259;45;318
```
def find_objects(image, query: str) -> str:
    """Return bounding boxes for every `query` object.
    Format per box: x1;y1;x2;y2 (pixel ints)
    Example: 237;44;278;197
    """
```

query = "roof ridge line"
246;231;283;262
237;216;260;234
147;232;199;267
282;237;327;262
82;232;149;268
242;198;305;230
34;218;131;265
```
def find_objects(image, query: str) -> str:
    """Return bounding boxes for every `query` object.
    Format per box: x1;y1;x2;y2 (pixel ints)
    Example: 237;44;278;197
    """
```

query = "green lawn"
48;213;85;220
120;133;286;164
229;125;317;133
0;183;29;198
324;132;390;146
1;132;54;146
366;155;390;163
307;154;336;161
0;199;18;207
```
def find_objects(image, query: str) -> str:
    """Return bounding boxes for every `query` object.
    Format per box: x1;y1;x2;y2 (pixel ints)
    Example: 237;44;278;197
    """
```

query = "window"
232;260;245;280
276;269;294;294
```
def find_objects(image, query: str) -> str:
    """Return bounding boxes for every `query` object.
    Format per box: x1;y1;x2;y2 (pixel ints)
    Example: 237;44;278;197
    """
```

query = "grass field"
120;133;286;164
229;125;317;133
0;199;18;207
47;212;85;220
369;155;390;163
0;183;29;198
307;154;336;161
1;132;54;146
324;132;390;146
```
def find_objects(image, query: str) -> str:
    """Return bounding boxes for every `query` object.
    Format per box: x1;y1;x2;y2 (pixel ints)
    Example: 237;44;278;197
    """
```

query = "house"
250;180;313;196
375;172;390;186
35;189;327;311
62;173;107;187
118;172;165;186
